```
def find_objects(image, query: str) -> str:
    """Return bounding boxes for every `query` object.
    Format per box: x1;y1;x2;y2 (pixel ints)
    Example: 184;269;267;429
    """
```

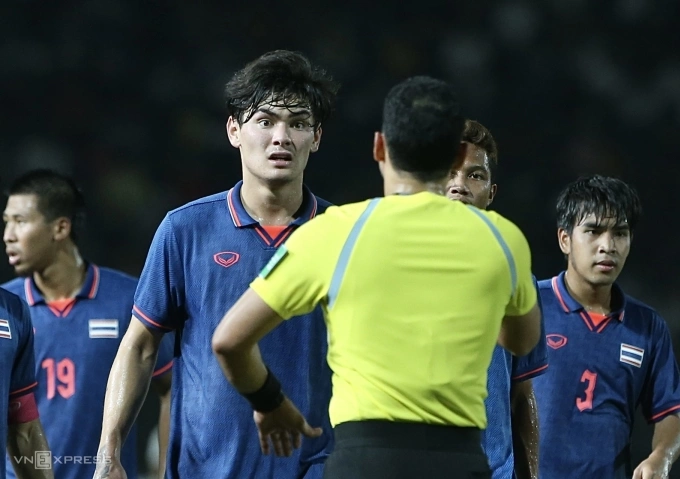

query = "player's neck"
33;246;87;302
383;169;447;196
564;269;613;314
240;176;304;226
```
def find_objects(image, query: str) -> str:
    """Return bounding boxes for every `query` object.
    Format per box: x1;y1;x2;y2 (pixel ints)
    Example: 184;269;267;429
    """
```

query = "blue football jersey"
533;272;680;478
0;288;37;479
482;277;548;479
3;264;174;479
133;181;334;479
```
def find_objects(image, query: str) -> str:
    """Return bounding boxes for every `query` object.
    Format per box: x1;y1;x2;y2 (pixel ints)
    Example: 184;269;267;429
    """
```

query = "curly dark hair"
224;50;340;129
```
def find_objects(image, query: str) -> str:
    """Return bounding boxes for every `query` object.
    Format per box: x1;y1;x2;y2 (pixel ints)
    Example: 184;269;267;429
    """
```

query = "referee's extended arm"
212;288;322;457
498;302;542;357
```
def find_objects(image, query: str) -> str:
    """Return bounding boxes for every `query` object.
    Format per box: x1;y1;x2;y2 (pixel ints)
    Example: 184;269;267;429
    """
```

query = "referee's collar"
225;180;318;228
551;271;626;321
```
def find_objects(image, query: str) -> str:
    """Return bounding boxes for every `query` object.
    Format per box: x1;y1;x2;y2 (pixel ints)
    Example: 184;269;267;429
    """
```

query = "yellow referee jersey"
251;191;536;429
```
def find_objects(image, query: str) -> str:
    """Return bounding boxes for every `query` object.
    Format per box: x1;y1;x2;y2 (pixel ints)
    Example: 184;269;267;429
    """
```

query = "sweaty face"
3;194;56;276
227;103;322;185
446;143;496;209
559;214;631;287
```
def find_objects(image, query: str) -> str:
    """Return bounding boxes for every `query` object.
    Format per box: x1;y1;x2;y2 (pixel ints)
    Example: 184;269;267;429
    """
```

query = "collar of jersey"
24;263;100;306
551;271;626;321
226;180;318;228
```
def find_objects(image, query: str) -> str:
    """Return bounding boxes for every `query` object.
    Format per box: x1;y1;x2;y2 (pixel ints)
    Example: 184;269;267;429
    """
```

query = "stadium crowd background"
2;1;679;477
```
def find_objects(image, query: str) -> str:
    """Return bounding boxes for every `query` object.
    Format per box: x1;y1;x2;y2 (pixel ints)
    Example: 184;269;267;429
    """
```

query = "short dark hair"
556;175;642;235
382;76;464;182
7;169;85;242
461;119;498;179
224;50;339;128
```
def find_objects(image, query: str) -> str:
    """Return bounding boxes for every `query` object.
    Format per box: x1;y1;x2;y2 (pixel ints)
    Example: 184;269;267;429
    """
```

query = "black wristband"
243;367;285;412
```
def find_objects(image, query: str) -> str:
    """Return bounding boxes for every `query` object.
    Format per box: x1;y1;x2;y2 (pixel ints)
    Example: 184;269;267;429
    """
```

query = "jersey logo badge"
546;334;567;349
620;343;644;367
214;251;240;269
259;245;288;279
89;319;119;338
0;319;11;339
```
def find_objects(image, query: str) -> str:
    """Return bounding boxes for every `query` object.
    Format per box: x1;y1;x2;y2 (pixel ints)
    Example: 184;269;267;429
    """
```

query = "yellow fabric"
251;192;536;428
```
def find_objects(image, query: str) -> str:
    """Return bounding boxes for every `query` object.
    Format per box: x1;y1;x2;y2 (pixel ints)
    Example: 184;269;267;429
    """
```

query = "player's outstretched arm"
511;380;539;479
150;373;171;479
94;318;164;479
633;413;680;479
212;288;322;457
7;419;53;479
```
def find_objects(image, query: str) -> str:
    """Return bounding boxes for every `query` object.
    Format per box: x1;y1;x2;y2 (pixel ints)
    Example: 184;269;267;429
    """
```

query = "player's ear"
557;227;571;255
311;126;322;153
226;116;241;148
52;217;71;242
373;132;385;164
487;184;498;207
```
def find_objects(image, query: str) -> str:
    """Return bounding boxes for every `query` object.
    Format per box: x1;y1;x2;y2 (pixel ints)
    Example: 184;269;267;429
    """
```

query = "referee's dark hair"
382;76;465;183
7;169;86;243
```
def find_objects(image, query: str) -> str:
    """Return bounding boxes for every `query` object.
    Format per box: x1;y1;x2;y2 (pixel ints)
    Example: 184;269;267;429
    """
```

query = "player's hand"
633;452;671;479
253;396;322;457
92;455;127;479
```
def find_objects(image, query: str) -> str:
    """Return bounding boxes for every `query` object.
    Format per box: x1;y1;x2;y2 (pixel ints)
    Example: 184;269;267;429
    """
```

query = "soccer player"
212;75;542;479
533;175;680;479
2;170;173;479
1;287;53;479
447;119;547;479
94;50;339;479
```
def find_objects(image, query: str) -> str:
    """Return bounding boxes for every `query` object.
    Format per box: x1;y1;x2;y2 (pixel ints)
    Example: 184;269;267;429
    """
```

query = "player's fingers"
292;430;302;449
300;421;323;438
271;432;285;457
281;433;293;457
258;431;270;455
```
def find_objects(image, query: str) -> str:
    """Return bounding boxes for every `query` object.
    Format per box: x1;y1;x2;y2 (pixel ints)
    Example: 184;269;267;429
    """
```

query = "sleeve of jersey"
641;316;680;423
499;218;537;317
10;300;38;398
132;214;185;332
511;276;548;382
153;331;175;378
250;216;334;320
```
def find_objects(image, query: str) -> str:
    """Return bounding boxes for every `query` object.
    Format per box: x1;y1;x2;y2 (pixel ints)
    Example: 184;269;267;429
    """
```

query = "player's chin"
13;264;32;277
264;166;303;181
589;270;620;286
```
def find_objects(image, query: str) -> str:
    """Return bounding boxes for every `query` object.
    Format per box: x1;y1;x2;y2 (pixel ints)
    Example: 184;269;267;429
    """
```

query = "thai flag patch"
620;343;644;368
0;319;11;339
88;319;119;339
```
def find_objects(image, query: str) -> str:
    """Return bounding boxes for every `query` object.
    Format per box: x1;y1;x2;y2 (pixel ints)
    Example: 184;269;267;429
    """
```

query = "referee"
212;76;542;479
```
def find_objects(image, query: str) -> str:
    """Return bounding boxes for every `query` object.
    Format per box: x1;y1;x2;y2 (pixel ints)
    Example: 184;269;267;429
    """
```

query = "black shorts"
323;420;491;479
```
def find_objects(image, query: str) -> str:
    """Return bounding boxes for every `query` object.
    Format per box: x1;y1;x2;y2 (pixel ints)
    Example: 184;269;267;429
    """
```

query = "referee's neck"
385;175;447;197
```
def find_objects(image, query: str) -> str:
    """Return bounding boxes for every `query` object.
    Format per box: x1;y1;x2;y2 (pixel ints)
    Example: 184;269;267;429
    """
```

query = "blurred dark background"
2;1;679;477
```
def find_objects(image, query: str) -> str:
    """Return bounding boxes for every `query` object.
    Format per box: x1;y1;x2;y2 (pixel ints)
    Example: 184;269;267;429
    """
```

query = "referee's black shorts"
323;420;491;479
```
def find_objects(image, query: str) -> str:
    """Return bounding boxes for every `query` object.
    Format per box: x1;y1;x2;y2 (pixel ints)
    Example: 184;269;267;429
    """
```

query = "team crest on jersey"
546;334;567;350
0;319;11;339
88;319;119;339
214;251;240;268
620;343;644;368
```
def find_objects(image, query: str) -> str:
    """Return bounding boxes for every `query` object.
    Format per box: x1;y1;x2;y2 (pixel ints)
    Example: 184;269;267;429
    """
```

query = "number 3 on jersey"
576;369;597;411
42;358;76;399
